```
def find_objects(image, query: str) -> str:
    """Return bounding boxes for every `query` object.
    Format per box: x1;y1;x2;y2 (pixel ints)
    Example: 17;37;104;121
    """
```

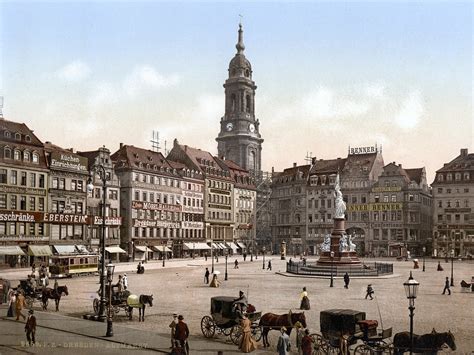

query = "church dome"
228;24;252;78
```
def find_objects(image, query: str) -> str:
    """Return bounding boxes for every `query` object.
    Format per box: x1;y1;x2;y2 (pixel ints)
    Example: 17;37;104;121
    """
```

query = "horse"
393;329;456;354
127;294;153;322
259;310;307;348
41;285;69;311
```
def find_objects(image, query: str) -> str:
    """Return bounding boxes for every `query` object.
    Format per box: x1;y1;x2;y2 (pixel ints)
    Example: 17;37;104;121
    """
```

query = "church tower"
216;23;263;175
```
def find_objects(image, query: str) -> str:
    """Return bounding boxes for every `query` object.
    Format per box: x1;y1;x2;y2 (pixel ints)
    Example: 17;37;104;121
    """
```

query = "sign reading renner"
50;152;88;173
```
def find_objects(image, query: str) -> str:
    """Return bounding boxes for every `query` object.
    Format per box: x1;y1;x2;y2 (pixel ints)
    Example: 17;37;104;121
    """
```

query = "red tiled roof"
111;145;176;175
405;168;424;184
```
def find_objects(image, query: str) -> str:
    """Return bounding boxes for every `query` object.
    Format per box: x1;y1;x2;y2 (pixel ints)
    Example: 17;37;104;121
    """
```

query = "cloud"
56;60;91;82
123;65;180;97
393;90;424;129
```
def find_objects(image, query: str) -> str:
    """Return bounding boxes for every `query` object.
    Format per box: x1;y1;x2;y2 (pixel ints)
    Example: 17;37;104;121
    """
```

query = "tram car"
49;254;98;278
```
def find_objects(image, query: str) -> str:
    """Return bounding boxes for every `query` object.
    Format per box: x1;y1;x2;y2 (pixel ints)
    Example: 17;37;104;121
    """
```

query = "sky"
0;1;472;183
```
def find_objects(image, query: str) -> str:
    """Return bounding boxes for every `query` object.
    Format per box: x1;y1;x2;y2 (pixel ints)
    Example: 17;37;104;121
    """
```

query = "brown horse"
259;311;307;348
394;329;456;354
41;285;69;311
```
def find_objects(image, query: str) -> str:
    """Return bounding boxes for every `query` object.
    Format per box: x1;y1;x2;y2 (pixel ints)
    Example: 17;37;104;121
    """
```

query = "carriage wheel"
311;334;329;355
222;327;232;336
113;305;120;314
354;344;375;354
26;297;34;309
93;298;100;315
230;325;243;345
251;325;262;342
200;316;216;338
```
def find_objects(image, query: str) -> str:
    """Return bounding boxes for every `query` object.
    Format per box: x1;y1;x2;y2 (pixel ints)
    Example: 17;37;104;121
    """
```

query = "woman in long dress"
239;315;257;353
300;287;310;310
209;274;220;288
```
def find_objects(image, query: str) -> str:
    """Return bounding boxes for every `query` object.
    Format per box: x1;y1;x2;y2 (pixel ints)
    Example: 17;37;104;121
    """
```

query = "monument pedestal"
317;218;361;265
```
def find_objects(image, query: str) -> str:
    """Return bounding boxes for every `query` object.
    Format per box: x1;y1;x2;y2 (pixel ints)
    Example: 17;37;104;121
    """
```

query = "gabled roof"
0;118;43;147
111;145;177;176
343;152;379;177
309;158;346;175
405;168;424;185
215;157;255;189
436;149;474;173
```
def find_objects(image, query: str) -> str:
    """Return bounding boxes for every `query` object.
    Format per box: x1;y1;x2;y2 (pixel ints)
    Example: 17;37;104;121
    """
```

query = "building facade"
216;24;263;175
432;148;474;258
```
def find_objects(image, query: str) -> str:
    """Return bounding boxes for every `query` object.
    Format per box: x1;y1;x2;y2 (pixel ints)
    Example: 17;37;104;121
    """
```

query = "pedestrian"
276;326;291;355
169;313;178;348
31;263;36;277
204;252;208;261
174;315;190;355
25;309;36;346
437;261;443;271
15;291;27;320
267;260;272;271
365;284;374;300
204;268;210;284
294;321;304;354
122;273;128;290
239;313;258;353
234;259;239;269
7;288;16;317
300;287;310;310
210;274;220;288
243;253;247;261
116;275;124;294
53;278;59;293
216;254;219;263
301;329;314;355
343;272;350;289
442;276;451;295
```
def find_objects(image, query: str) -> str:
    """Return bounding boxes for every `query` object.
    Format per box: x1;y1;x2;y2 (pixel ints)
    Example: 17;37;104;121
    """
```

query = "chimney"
460;148;468;156
399;164;402;168
293;162;297;168
311;157;316;165
120;143;123;149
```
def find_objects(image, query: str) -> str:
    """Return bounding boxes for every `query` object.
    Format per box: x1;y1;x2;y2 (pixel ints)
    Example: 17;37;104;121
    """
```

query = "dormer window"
15;133;21;141
25;135;31;142
24;151;30;162
4;147;11;159
437;174;444;182
14;149;21;160
4;131;10;138
32;152;39;163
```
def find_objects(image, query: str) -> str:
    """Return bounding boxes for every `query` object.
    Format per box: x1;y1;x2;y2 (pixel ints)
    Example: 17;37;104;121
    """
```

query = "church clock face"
248;123;255;133
226;123;233;131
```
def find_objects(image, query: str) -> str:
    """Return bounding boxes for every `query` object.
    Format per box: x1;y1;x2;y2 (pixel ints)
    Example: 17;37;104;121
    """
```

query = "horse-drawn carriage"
311;309;392;354
200;296;262;345
19;279;43;308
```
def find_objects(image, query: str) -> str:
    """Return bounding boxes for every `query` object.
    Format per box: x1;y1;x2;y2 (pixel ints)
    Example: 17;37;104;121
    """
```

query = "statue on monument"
320;234;331;252
339;234;348;252
334;173;346;219
348;234;357;252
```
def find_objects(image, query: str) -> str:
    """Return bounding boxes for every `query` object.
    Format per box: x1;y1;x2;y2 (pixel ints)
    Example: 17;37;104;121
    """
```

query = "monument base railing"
286;261;393;276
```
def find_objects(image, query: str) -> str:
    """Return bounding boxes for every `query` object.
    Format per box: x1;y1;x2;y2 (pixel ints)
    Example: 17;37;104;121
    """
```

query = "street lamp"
87;164;110;320
403;272;419;355
106;263;115;337
211;242;214;273
262;246;266;270
224;248;228;281
444;235;448;263
422;246;426;272
450;249;454;287
162;243;166;267
330;251;334;287
193;243;195;259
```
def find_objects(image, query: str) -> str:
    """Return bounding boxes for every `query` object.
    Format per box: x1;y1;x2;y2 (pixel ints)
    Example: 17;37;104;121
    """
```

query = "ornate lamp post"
330;251;334;287
106;263;115;337
211;242;214;273
162;243;166;267
450;249;454;287
87;164;110;320
262;246;266;270
422;246;426;272
403;272;419;355
224;248;228;281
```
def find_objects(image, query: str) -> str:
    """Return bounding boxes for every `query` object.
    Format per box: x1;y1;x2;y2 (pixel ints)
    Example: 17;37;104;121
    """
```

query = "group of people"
115;273;128;293
169;314;190;355
6;287;36;346
277;322;314;355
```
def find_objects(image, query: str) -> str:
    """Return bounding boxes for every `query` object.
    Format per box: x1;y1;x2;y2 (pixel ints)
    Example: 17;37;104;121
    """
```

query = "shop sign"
372;186;402;193
91;216;122;226
133;219;180;229
132;200;182;212
347;203;402;212
184;191;203;198
43;213;88;224
0;210;41;222
0;185;46;196
349;145;378;155
50;152;88;173
182;221;203;229
183;206;203;213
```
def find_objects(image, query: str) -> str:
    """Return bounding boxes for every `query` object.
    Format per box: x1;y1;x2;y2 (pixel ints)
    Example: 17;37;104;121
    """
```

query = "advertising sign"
50;152;88;173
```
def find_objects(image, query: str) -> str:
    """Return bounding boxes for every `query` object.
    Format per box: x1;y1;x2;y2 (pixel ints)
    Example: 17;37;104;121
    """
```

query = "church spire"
236;23;245;54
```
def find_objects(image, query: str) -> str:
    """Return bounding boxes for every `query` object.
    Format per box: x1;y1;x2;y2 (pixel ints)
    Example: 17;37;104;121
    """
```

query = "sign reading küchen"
50;152;88;173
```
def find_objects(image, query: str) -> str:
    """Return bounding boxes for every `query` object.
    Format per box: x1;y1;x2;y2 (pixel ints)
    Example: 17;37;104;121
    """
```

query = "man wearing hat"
233;290;248;318
122;273;128;290
174;315;189;355
277;326;291;355
365;284;374;300
25;309;37;346
169;313;178;348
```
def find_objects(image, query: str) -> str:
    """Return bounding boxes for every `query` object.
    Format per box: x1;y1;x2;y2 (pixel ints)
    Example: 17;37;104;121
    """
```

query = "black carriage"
93;285;131;318
19;279;45;308
311;309;392;354
200;296;262;345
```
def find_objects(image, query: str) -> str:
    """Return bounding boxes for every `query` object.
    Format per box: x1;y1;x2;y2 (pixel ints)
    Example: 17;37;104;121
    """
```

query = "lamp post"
211;242;214;273
224;248;228;281
422;246;426;272
162;243;165;267
444;235;448;263
87;164;110;320
403;272;419;355
450;249;454;287
193;243;195;259
106;263;115;337
262;246;266;270
330;251;334;287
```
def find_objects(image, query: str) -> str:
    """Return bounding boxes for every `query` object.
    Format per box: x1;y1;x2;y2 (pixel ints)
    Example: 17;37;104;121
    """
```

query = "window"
391;195;397;202
437;214;443;222
30;173;36;187
142;192;147;202
21;172;27;186
109;190;118;200
14;150;21;160
52;178;59;189
455;173;461;181
58;178;65;190
15;133;21;140
39;174;45;188
464;173;470;181
437;174;444;182
20;196;26;210
4;131;10;138
383;195;389;203
4;147;11;159
32;153;39;163
374;195;380;203
29;197;35;211
134;191;140;201
24;151;30;162
0;194;6;209
447;173;452;181
10;170;17;185
38;198;44;211
0;169;7;184
437;188;443;193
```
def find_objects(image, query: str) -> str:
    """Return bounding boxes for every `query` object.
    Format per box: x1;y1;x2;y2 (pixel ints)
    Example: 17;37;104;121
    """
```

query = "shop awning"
211;243;222;249
105;246;127;254
134;245;152;253
219;243;230;249
183;242;211;250
53;245;77;255
28;245;53;256
75;245;91;254
151;246;172;253
226;242;240;252
0;245;25;255
235;242;246;249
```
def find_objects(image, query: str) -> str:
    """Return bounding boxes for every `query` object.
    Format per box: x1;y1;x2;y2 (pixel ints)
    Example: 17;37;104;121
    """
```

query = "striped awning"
28;245;53;256
53;245;77;255
134;245;152;253
151;246;172;253
105;246;127;254
0;245;25;255
226;242;240;252
75;245;91;254
211;243;221;249
183;242;211;250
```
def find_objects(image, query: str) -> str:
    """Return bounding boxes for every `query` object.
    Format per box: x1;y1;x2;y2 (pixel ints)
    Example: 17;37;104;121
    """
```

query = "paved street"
1;256;473;354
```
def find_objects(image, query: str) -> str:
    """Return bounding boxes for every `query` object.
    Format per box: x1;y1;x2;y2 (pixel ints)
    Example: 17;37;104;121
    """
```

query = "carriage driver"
233;290;248;318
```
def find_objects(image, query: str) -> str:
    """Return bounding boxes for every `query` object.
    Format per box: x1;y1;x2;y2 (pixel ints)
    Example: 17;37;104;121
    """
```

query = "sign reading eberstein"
50;152;88;173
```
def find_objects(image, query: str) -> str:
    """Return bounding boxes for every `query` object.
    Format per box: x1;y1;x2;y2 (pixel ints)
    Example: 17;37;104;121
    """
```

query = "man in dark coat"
25;309;37;346
442;276;451;295
343;272;350;289
204;268;210;284
174;315;189;355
